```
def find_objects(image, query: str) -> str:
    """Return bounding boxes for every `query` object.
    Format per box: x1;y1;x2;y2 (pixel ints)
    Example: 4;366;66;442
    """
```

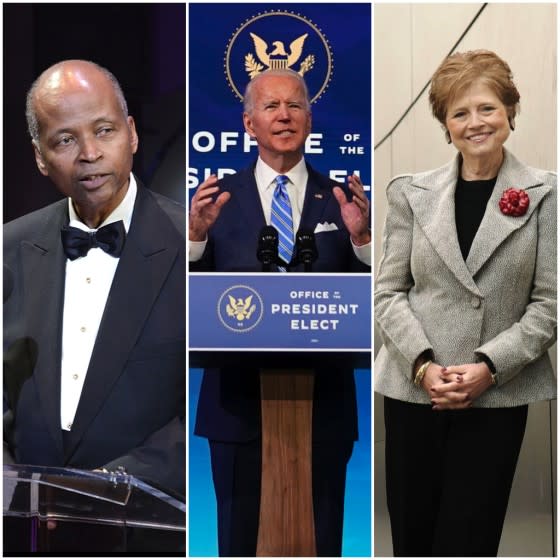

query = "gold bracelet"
414;360;432;386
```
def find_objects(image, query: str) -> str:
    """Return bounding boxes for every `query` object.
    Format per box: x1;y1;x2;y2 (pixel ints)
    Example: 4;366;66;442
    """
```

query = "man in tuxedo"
4;61;185;503
189;69;370;556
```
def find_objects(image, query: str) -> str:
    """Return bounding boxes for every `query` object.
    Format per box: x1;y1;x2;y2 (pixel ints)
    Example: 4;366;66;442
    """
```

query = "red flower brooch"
499;188;529;217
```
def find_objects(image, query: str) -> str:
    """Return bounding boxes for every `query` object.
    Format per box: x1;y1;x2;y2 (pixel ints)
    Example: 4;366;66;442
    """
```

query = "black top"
455;175;497;260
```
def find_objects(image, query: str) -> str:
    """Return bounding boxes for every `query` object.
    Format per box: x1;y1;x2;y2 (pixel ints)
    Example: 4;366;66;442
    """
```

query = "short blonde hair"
429;50;520;125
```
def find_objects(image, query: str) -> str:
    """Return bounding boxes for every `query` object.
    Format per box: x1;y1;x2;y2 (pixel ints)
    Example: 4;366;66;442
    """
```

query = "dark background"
4;3;186;223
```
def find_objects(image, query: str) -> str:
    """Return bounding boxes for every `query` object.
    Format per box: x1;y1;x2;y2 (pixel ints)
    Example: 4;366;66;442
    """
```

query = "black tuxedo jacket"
4;183;186;497
192;163;369;443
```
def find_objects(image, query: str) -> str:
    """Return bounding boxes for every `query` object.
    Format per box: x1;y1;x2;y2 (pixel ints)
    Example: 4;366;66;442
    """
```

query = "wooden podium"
189;273;371;557
256;370;316;556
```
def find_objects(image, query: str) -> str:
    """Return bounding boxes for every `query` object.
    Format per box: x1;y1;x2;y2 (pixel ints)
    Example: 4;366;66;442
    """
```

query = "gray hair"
243;69;311;114
26;60;128;144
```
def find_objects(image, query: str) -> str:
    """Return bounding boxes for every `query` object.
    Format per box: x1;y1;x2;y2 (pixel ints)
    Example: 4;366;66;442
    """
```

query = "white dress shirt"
254;156;307;232
189;157;371;265
60;174;137;431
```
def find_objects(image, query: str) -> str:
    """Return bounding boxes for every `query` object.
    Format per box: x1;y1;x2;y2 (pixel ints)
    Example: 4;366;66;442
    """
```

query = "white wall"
374;3;557;556
374;2;556;269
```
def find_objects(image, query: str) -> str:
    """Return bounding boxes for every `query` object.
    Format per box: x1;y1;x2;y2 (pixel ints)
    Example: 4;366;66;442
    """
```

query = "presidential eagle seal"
225;10;333;104
217;285;264;333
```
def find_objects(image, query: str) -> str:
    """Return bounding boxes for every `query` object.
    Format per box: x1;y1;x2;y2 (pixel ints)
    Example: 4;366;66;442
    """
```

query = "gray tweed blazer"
375;149;557;407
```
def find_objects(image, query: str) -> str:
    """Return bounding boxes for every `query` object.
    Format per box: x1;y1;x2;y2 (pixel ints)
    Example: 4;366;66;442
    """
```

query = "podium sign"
189;273;370;351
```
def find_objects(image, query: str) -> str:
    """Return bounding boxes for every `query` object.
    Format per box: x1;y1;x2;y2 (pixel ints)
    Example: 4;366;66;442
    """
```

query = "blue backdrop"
188;3;371;556
188;2;371;195
189;368;371;556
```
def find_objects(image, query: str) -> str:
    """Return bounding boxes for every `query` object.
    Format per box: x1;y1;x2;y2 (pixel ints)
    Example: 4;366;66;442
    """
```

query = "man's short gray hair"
25;60;128;144
243;69;311;114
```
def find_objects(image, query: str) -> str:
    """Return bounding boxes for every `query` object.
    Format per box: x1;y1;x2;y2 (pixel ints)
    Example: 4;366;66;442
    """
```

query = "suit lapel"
230;166;267;231
230;163;333;238
20;201;68;459
466;151;550;276
405;158;481;294
64;186;182;460
300;165;332;230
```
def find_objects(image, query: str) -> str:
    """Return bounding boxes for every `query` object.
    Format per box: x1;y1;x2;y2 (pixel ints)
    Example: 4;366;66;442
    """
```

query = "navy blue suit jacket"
191;163;368;273
192;163;368;443
4;183;186;497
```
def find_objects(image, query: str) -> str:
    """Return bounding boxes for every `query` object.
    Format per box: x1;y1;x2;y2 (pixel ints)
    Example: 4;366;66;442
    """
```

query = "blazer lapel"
20;201;68;459
466;150;551;276
64;186;182;460
405;158;482;295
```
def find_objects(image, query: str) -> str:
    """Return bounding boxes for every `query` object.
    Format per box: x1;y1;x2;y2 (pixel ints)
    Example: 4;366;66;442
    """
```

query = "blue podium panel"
189;273;371;352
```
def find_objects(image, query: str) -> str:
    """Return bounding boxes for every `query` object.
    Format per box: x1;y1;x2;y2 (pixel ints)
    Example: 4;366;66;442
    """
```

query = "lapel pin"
499;187;529;217
314;193;323;199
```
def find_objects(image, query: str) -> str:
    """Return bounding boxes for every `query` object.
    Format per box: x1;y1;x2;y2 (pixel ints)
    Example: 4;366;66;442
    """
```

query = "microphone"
295;229;318;272
257;226;279;272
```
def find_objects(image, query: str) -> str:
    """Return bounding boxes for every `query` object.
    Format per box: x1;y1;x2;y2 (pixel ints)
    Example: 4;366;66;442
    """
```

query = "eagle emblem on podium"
218;285;264;333
226;294;257;321
245;33;315;78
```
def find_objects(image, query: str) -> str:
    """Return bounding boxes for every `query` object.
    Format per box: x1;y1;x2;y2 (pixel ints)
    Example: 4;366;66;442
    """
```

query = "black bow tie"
61;221;126;261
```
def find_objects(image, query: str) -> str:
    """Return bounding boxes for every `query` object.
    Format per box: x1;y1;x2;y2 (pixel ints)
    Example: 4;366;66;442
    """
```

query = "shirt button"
86;277;91;284
80;326;86;333
73;374;79;380
67;423;72;430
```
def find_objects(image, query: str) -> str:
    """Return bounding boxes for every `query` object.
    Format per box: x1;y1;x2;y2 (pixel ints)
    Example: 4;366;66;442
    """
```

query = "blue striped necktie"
271;175;294;271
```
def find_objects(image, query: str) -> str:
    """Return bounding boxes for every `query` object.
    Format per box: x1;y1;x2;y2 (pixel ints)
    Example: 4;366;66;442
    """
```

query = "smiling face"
243;74;311;172
445;80;511;166
32;61;138;227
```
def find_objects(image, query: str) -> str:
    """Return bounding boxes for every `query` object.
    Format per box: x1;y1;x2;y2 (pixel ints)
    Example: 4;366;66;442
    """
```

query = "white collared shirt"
254;157;307;232
60;174;137;431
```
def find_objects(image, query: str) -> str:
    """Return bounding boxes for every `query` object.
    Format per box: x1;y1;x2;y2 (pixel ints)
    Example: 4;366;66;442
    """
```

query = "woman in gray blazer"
375;50;556;556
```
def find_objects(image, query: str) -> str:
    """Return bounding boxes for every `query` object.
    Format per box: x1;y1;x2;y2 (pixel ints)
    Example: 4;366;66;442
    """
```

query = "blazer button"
471;297;481;308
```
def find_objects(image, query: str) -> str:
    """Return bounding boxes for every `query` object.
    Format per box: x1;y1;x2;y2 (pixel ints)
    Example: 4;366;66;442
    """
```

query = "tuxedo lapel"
64;186;182;460
19;201;68;459
405;159;481;295
466;151;551;276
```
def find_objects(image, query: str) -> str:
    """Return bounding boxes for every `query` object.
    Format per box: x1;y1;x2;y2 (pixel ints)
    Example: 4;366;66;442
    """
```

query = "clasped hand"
421;362;494;410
